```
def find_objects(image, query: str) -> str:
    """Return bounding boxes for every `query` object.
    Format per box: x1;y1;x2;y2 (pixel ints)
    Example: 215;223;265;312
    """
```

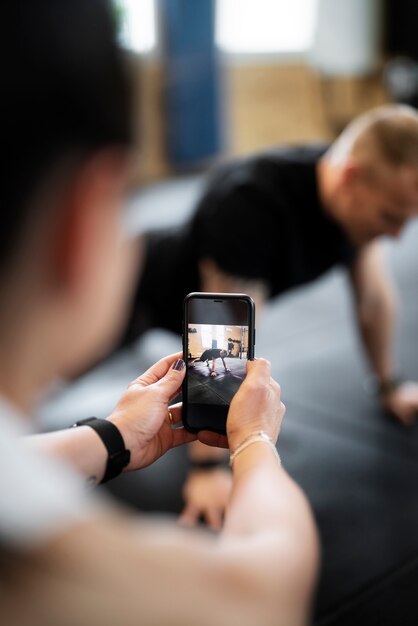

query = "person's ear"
52;150;129;292
339;159;362;188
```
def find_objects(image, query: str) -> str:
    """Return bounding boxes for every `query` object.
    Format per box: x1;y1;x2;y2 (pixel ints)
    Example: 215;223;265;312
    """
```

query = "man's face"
336;163;418;246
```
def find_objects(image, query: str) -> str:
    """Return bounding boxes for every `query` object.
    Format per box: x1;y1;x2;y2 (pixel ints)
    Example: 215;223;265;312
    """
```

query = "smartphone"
182;292;255;434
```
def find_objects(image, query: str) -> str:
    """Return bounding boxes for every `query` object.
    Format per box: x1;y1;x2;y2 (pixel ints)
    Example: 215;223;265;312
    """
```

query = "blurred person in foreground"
124;105;418;528
0;2;318;625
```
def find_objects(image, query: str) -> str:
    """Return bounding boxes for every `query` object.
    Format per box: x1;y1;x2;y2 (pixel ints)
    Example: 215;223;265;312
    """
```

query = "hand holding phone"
183;292;255;435
194;357;285;457
226;357;283;451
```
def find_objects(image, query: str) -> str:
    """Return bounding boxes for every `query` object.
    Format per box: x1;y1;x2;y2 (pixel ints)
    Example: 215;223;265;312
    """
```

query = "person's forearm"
22;426;108;484
350;242;398;384
221;441;319;621
356;287;397;382
223;442;317;544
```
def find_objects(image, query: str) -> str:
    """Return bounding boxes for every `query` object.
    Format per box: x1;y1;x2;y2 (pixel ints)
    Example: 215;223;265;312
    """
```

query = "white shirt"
0;397;95;548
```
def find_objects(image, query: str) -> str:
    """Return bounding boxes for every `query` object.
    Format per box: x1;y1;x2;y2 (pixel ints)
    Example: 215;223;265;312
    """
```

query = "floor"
187;357;246;405
36;174;418;625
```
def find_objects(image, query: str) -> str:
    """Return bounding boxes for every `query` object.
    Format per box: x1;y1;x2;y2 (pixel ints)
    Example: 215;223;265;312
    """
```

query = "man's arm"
221;357;229;371
348;241;418;424
348;240;396;383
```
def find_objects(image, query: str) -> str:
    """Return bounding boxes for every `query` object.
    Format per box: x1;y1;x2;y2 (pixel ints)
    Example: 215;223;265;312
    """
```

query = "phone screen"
183;293;255;434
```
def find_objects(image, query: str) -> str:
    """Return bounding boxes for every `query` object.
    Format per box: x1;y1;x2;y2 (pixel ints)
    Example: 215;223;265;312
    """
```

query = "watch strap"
378;377;403;397
72;417;131;484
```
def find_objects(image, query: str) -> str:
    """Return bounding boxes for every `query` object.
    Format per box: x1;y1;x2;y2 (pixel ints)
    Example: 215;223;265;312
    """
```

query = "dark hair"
3;0;134;267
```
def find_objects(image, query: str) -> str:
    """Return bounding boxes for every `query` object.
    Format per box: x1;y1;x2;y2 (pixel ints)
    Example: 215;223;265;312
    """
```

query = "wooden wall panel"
227;63;330;155
130;57;389;184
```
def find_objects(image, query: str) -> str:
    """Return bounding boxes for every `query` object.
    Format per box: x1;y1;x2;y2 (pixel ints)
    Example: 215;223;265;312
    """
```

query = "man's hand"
382;381;418;426
107;352;196;471
179;467;233;531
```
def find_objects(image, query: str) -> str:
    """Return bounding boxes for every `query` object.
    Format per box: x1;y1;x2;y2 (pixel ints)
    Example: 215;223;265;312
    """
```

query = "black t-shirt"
121;145;357;340
200;349;223;361
190;144;357;297
121;226;200;340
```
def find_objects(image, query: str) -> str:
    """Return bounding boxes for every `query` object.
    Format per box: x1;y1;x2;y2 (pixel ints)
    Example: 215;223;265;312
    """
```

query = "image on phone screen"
183;293;255;433
187;323;249;405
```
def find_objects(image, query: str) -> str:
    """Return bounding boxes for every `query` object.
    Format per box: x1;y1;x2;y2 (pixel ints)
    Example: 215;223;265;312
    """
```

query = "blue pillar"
160;0;223;168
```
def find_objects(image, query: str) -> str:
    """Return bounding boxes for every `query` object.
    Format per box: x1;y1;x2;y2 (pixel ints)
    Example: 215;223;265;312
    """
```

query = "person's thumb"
244;357;271;383
156;358;186;400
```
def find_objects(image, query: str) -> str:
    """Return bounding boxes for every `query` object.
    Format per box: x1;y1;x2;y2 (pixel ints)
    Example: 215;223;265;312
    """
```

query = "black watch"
72;417;131;484
378;377;403;397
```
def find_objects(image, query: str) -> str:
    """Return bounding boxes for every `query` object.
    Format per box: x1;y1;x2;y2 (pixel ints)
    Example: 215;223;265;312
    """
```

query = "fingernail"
172;359;185;371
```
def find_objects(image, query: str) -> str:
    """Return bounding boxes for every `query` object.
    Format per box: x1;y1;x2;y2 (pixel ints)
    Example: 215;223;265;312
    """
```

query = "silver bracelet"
229;431;281;467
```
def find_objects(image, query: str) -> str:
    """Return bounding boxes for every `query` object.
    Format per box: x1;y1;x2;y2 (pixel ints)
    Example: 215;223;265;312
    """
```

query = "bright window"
200;325;226;350
216;0;317;54
201;326;213;349
115;0;317;57
116;0;156;53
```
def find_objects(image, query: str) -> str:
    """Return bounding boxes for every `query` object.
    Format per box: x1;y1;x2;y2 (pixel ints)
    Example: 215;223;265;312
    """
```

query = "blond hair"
328;105;418;168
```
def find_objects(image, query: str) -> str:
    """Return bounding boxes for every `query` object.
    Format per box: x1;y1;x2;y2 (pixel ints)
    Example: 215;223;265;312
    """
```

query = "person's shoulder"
219;144;329;187
195;143;330;220
204;143;329;185
254;143;329;170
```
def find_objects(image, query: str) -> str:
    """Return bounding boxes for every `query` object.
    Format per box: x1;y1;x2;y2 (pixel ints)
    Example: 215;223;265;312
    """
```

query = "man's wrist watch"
378;377;403;397
72;417;131;484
